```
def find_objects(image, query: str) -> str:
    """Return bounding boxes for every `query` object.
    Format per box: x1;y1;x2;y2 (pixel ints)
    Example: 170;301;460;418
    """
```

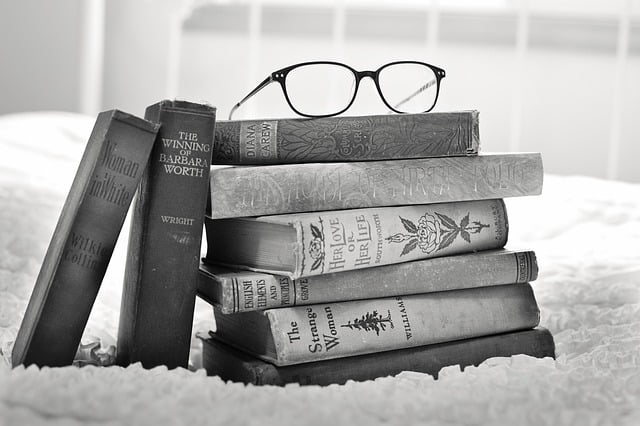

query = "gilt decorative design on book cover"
294;199;507;277
214;283;540;365
208;153;543;218
269;284;538;364
212;111;479;164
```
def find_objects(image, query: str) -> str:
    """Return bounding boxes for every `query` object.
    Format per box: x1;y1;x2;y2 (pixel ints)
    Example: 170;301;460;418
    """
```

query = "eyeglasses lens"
285;63;357;117
378;63;438;113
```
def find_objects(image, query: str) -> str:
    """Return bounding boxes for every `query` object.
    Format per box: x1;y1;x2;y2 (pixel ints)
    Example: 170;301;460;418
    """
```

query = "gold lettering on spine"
323;306;340;351
236;164;459;212
101;139;139;178
63;231;109;271
220;156;537;217
159;131;210;178
242;280;254;309
306;307;322;353
256;279;267;308
279;277;292;306
473;161;526;192
87;172;132;206
240;121;278;161
87;139;140;206
160;215;195;226
396;297;413;341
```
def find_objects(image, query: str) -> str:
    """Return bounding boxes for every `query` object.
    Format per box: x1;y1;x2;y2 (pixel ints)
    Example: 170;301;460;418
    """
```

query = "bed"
1;111;639;425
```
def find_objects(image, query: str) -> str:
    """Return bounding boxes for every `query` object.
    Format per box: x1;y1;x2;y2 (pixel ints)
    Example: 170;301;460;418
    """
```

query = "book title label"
229;274;296;312
218;155;540;218
87;139;141;206
275;295;424;362
239;121;278;161
62;231;109;272
159;131;210;178
212;111;479;164
297;201;503;277
270;284;537;364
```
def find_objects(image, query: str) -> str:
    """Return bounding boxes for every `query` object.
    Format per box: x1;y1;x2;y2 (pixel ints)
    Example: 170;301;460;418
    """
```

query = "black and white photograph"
1;0;639;425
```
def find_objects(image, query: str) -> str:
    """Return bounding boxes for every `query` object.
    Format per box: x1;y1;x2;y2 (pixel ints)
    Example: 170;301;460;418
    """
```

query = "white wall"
173;1;640;182
101;0;180;115
0;0;84;114
2;0;640;182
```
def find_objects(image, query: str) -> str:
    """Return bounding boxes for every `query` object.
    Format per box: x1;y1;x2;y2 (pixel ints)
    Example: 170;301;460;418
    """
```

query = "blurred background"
1;0;639;181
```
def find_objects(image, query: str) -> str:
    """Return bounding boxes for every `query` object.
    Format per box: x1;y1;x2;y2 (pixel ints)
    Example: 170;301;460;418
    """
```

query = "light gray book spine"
199;250;538;313
214;283;541;366
209;152;543;219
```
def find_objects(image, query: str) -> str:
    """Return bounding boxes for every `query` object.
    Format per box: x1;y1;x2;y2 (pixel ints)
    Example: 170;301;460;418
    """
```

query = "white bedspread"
1;112;639;425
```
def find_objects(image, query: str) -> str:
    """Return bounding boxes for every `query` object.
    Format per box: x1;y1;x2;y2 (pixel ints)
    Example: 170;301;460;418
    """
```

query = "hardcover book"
212;283;541;366
117;100;216;369
205;199;509;279
212;110;479;164
201;328;556;386
207;152;543;218
12;110;159;367
198;249;538;313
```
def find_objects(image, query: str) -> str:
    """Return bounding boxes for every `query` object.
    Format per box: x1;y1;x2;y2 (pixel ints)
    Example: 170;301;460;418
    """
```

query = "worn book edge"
213;284;540;366
199;327;555;386
198;248;538;313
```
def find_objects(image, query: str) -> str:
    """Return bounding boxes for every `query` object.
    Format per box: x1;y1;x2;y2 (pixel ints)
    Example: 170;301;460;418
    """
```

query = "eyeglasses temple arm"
228;75;274;120
391;78;438;111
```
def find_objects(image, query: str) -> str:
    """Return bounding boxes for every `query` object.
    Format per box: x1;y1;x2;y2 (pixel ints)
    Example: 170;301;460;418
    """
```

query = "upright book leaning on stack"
117;100;216;370
12;110;160;368
199;60;553;384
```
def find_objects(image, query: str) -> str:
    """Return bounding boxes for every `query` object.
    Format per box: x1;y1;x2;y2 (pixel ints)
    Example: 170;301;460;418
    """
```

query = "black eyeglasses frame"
228;60;446;119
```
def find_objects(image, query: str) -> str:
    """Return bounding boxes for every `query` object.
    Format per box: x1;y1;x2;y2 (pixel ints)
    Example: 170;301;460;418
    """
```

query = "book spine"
12;110;158;367
212;111;479;164
203;328;555;386
292;199;508;278
271;328;555;385
208;153;543;218
206;270;297;314
117;100;216;369
266;283;540;365
203;250;537;313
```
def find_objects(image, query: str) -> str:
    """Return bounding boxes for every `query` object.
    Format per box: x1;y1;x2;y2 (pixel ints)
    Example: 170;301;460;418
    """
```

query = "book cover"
208;152;543;218
117;100;216;369
201;328;555;386
12;110;159;367
198;249;538;313
205;199;509;279
213;283;541;366
212;110;479;164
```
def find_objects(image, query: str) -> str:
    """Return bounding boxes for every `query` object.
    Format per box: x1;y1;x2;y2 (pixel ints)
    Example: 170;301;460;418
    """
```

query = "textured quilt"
1;112;639;425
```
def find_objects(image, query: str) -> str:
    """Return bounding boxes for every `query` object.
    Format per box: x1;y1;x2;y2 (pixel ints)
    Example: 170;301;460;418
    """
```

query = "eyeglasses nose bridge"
355;70;377;81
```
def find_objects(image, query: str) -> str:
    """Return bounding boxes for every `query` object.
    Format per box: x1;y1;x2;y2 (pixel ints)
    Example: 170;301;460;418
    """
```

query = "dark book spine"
117;100;216;369
212;111;479;164
12;110;159;367
202;328;555;386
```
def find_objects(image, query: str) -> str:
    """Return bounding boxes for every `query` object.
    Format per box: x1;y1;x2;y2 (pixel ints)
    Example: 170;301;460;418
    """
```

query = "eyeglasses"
228;60;446;119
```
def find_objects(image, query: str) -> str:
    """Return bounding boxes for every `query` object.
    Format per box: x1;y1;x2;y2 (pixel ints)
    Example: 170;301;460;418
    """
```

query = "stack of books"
10;101;554;381
197;111;555;386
